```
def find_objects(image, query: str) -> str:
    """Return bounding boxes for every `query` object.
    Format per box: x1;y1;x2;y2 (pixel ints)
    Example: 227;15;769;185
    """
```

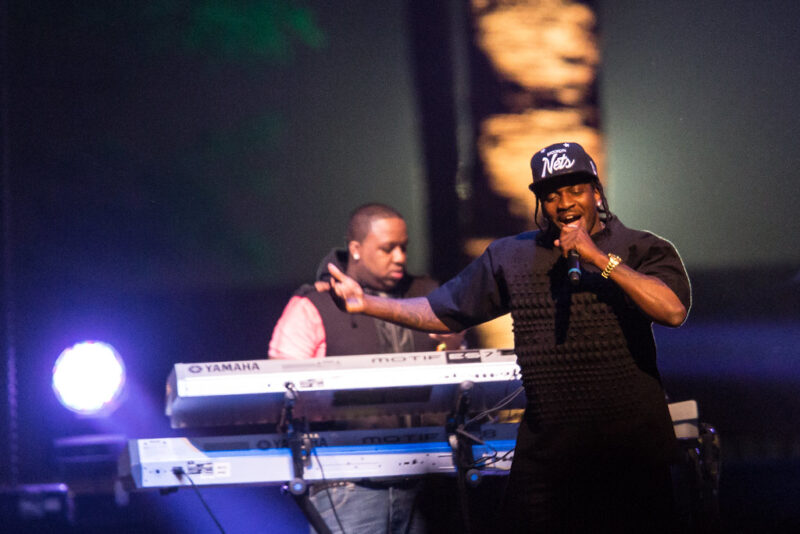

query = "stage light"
52;341;126;416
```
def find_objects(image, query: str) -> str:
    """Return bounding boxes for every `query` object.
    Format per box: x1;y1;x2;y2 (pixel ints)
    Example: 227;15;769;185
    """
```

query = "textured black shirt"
427;216;690;454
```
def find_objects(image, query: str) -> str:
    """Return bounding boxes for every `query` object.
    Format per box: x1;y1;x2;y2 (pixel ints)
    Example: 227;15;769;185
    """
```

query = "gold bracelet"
601;253;622;279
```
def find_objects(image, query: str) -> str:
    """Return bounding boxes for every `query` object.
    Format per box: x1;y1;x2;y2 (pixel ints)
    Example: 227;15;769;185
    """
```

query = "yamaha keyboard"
121;424;518;490
123;402;701;491
125;344;701;491
166;348;524;429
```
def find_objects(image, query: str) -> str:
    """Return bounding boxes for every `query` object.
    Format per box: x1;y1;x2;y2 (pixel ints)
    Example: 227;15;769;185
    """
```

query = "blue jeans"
308;481;426;534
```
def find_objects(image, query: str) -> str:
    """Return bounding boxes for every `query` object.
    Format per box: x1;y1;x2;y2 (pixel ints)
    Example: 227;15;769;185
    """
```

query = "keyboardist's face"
349;217;408;292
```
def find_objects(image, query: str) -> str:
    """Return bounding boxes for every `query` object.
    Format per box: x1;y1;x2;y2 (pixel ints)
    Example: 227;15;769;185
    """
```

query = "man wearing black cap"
326;142;691;532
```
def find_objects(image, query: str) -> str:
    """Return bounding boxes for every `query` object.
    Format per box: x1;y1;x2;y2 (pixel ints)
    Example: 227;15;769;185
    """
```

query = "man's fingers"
314;281;331;292
327;262;344;281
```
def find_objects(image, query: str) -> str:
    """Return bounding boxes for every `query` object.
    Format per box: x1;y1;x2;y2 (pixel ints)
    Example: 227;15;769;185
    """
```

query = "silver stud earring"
353;253;360;261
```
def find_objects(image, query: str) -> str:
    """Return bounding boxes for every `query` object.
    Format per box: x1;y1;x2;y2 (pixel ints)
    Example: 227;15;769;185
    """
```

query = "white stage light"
52;341;126;416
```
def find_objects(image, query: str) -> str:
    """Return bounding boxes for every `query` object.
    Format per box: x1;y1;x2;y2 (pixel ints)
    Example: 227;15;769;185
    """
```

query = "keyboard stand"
279;385;332;534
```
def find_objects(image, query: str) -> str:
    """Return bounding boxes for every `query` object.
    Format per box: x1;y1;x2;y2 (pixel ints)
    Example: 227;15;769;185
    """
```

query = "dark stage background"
2;1;799;532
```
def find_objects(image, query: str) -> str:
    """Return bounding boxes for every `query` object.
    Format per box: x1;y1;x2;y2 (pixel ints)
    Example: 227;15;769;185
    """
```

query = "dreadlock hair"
533;178;613;238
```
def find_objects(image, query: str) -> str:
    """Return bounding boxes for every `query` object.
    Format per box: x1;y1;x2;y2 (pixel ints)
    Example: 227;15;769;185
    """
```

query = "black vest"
304;276;440;356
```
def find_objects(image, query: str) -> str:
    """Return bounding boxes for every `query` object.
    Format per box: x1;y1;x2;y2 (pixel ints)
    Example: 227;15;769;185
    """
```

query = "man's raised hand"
327;263;365;313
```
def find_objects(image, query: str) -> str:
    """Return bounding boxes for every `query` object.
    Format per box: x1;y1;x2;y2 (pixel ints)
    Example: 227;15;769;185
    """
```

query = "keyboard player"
269;203;463;534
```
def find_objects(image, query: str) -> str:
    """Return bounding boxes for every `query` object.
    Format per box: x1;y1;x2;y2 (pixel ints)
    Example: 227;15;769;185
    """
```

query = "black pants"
497;416;678;534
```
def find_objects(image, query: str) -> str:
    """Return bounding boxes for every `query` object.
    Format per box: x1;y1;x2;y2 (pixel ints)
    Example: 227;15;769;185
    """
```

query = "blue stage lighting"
52;341;126;416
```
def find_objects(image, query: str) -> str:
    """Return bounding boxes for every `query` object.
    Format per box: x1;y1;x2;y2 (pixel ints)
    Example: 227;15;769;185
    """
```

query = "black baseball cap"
529;142;599;196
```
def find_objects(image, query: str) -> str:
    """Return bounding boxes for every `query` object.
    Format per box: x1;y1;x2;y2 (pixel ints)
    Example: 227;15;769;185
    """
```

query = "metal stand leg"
279;382;333;534
447;380;480;534
291;493;332;534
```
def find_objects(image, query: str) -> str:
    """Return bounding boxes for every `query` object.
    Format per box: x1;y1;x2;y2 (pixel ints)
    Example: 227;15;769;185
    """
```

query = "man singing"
326;142;691;533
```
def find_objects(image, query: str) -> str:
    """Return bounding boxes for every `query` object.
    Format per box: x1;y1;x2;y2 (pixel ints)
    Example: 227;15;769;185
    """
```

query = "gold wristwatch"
601;253;622;279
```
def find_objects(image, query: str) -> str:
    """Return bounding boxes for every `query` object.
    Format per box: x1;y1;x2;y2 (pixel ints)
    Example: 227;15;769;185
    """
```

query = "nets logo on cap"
530;142;598;194
539;144;576;177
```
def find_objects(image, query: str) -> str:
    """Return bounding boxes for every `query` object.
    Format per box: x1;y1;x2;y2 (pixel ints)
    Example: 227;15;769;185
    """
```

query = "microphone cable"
464;385;525;427
172;467;226;534
311;448;347;534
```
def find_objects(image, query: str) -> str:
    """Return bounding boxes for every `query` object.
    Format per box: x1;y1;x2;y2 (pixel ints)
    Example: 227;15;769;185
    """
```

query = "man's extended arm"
327;263;454;333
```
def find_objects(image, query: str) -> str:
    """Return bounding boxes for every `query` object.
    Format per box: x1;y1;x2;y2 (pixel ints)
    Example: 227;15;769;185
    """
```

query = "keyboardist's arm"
328;263;453;334
268;296;327;359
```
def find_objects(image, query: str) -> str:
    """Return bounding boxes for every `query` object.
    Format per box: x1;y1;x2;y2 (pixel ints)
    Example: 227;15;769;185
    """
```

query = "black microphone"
567;249;581;285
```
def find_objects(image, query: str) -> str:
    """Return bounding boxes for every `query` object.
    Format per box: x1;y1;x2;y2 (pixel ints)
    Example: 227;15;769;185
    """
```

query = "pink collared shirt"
268;296;327;359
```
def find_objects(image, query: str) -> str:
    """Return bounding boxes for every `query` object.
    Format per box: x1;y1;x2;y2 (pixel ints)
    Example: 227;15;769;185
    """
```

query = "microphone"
567;249;581;286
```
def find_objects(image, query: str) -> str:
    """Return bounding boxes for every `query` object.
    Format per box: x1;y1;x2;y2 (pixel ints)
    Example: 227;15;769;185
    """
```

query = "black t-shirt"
427;216;691;462
427;216;690;331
